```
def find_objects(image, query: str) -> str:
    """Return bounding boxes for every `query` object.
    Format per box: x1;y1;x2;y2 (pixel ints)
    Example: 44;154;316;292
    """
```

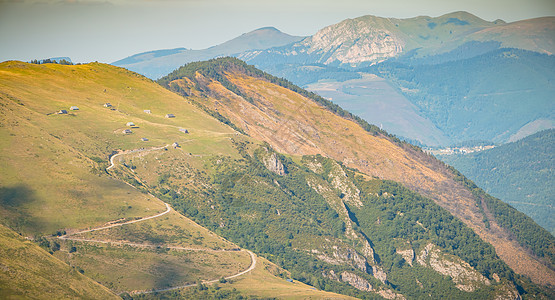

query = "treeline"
152;143;381;298
29;58;73;65
261;63;361;86
139;142;543;298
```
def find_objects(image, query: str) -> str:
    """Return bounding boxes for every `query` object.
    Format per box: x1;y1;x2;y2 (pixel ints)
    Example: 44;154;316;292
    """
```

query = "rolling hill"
439;129;554;235
0;60;355;299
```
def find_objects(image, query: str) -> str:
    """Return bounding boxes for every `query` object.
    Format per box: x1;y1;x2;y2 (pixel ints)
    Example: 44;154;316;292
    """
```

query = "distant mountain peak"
253;26;281;32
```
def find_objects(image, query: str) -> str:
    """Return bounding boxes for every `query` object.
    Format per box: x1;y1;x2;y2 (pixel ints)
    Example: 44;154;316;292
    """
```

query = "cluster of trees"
29;58;73;65
137;141;545;298
262;63;361;86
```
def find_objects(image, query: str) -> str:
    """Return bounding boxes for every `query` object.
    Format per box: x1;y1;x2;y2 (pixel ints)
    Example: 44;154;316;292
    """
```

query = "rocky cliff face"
261;150;287;176
339;271;373;291
298;17;404;66
417;243;491;292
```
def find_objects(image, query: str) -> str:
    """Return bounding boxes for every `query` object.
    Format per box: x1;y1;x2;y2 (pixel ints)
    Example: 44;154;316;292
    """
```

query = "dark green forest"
365;48;555;144
441;129;555;236
132;141;550;299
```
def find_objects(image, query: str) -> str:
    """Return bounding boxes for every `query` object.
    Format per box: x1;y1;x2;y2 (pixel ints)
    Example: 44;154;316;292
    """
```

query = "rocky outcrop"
324;270;403;299
262;152;286;176
396;248;415;266
306;177;358;239
340;271;373;291
494;282;521;300
361;239;377;264
377;289;406;300
327;161;363;208
417;243;490;292
301;17;404;66
316;246;369;273
372;265;388;285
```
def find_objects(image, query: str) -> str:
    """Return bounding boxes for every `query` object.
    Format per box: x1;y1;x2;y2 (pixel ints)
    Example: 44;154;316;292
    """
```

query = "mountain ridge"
1;60;554;298
113;27;304;79
159;57;555;289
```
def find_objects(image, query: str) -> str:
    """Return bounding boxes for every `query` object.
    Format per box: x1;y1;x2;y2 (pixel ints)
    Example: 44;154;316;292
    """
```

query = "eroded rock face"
317;246;369;273
396;248;415;266
327;161;363;208
300;17;404;66
372;265;388;285
262;152;286;176
377;289;406;300
417;243;490;292
494;282;521;300
340;271;373;291
324;270;402;299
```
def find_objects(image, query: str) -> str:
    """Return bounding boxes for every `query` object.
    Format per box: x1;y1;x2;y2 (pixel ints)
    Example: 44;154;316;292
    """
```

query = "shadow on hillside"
0;185;39;232
151;258;183;290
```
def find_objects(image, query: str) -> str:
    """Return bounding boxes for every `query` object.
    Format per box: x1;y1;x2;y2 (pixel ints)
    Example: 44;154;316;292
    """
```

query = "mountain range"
1;10;554;299
113;27;304;80
113;12;554;147
1;57;554;298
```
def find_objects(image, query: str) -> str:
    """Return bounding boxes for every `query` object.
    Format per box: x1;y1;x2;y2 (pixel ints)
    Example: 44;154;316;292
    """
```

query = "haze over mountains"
113;27;304;80
114;11;555;147
1;9;554;299
2;58;554;299
440;129;555;235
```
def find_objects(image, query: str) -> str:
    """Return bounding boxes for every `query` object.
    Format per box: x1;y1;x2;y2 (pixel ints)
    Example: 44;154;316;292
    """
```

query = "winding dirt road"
60;146;257;295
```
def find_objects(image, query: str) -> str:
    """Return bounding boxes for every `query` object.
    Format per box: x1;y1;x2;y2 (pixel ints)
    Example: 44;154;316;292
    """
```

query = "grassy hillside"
0;223;118;299
440;129;554;235
0;61;356;299
158;57;555;294
0;61;234;235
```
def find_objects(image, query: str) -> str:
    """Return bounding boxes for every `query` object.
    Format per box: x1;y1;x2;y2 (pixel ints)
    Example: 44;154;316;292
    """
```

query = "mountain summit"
241;12;554;68
113;27;304;79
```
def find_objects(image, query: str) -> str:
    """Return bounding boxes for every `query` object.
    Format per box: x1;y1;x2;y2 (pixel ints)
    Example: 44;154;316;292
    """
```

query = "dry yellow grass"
0;223;118;299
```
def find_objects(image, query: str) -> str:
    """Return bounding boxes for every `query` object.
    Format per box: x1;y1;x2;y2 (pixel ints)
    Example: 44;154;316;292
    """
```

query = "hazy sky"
1;0;554;63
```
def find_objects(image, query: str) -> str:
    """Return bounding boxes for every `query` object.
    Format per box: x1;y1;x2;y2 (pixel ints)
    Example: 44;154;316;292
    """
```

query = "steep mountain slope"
439;129;554;235
0;61;356;299
0;223;118;299
113;27;303;79
2;60;554;298
234;13;554;146
159;58;555;293
305;73;450;147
